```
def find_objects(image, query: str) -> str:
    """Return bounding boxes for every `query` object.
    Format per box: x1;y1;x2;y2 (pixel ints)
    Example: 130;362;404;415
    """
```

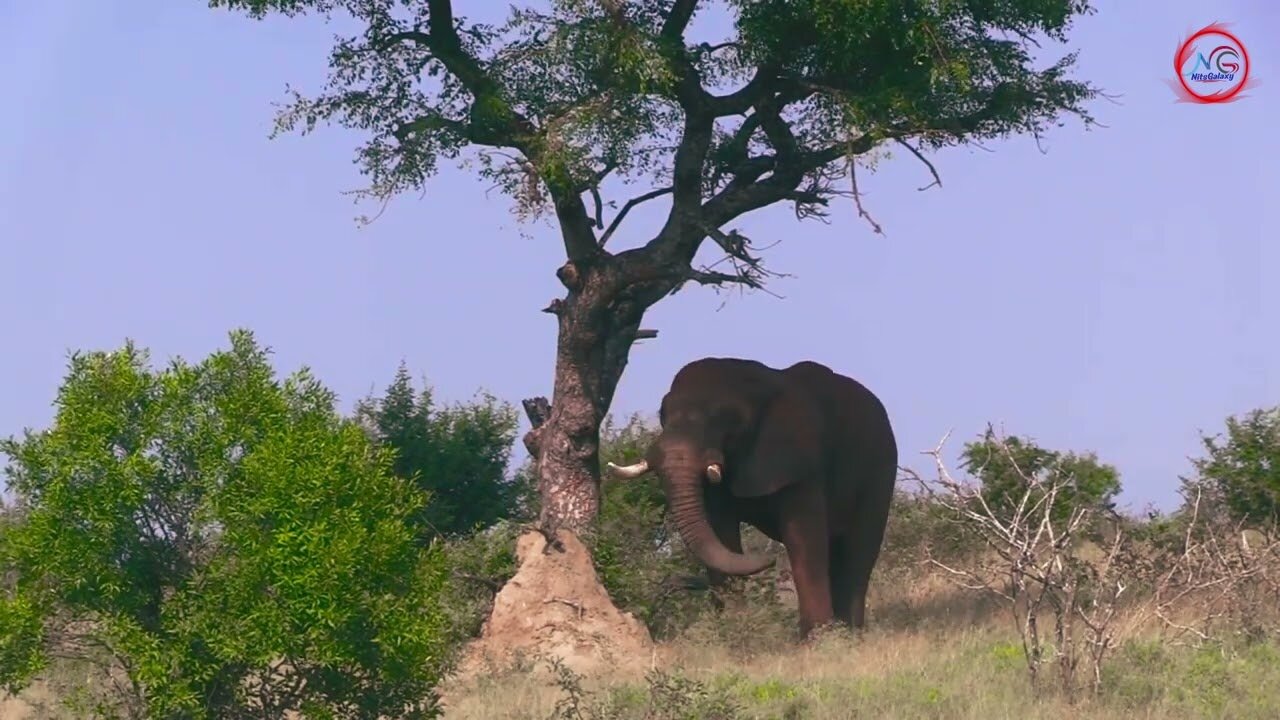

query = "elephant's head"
606;359;820;577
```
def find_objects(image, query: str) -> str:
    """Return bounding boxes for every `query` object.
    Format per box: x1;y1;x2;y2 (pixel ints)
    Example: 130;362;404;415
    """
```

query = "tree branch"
895;138;943;191
600;186;673;247
521;396;552;457
707;66;787;117
700;106;985;230
661;0;699;41
660;113;715;235
550;188;604;264
848;159;884;235
697;150;839;229
381;4;604;262
379;15;530;147
753;95;800;164
424;0;490;99
685;267;762;288
590;187;604;229
654;0;717;210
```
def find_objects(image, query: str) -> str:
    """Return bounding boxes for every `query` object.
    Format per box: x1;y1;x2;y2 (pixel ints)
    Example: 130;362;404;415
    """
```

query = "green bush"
352;362;533;541
436;519;524;642
0;330;455;719
879;489;983;569
960;426;1122;528
1185;406;1280;528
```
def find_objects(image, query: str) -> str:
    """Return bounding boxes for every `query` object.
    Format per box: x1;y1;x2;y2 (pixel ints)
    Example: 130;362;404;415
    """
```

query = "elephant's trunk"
660;452;773;577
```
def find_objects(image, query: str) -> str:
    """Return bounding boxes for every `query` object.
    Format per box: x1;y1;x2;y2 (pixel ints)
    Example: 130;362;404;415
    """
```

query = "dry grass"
8;565;1280;720
8;526;1280;720
438;567;1280;720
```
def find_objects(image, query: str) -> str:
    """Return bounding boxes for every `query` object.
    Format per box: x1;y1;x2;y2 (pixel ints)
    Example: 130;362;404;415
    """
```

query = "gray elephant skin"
607;357;898;638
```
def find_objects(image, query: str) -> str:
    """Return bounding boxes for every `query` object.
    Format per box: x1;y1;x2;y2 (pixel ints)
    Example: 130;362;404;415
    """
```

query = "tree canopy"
211;0;1098;284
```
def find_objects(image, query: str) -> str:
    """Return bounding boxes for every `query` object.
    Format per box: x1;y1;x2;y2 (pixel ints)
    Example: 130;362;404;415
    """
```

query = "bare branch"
848;159;883;236
684;268;760;289
907;430;1143;699
590;186;604;229
600;187;673;247
894;138;943;191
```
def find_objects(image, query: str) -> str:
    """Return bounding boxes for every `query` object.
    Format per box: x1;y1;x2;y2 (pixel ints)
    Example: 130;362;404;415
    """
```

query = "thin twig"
847;158;883;235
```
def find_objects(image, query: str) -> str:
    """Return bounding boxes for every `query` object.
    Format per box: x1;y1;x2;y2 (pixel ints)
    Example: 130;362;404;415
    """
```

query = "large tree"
209;0;1099;534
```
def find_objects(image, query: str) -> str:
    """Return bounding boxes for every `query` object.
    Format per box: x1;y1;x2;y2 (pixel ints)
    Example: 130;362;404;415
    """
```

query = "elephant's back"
784;361;897;469
783;363;892;427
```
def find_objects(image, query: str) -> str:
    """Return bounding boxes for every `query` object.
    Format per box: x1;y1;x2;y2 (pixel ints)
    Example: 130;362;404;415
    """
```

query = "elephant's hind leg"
829;534;856;627
843;479;894;630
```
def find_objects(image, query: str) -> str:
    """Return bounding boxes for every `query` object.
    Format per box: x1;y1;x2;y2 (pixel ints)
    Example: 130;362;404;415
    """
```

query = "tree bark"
524;259;655;534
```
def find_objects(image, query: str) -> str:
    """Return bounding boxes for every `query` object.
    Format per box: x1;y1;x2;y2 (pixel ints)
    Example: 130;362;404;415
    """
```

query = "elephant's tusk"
606;459;650;478
706;463;723;484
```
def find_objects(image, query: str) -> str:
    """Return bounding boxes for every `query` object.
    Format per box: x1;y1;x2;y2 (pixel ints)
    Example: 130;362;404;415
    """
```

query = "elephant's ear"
731;390;821;498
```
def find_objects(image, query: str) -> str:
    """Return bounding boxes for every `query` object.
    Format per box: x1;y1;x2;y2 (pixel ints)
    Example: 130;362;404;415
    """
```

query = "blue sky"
1;1;1275;512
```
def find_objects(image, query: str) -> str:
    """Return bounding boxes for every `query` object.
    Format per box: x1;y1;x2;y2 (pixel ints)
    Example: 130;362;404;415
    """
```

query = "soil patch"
448;528;655;685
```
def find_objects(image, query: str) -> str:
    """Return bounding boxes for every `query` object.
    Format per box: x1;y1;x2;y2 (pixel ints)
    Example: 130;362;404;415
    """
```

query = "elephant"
605;357;898;638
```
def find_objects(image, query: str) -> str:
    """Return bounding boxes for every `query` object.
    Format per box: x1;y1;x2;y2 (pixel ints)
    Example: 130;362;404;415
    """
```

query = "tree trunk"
524;260;651;533
452;249;679;684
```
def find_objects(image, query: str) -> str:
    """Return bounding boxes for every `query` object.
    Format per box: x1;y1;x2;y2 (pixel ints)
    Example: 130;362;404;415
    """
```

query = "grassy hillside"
440;569;1280;720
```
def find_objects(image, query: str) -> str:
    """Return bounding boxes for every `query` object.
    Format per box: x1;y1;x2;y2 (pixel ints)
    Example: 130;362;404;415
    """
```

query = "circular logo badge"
1175;24;1250;103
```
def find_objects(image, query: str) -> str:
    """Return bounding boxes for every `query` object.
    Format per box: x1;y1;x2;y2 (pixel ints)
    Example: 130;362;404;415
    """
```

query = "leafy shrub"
879;489;983;570
0;330;455;719
353;362;533;541
960;426;1122;528
436;519;524;642
1185;406;1280;528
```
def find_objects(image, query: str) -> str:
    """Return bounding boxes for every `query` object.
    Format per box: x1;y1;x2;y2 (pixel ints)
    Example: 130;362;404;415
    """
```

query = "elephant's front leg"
779;488;833;639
